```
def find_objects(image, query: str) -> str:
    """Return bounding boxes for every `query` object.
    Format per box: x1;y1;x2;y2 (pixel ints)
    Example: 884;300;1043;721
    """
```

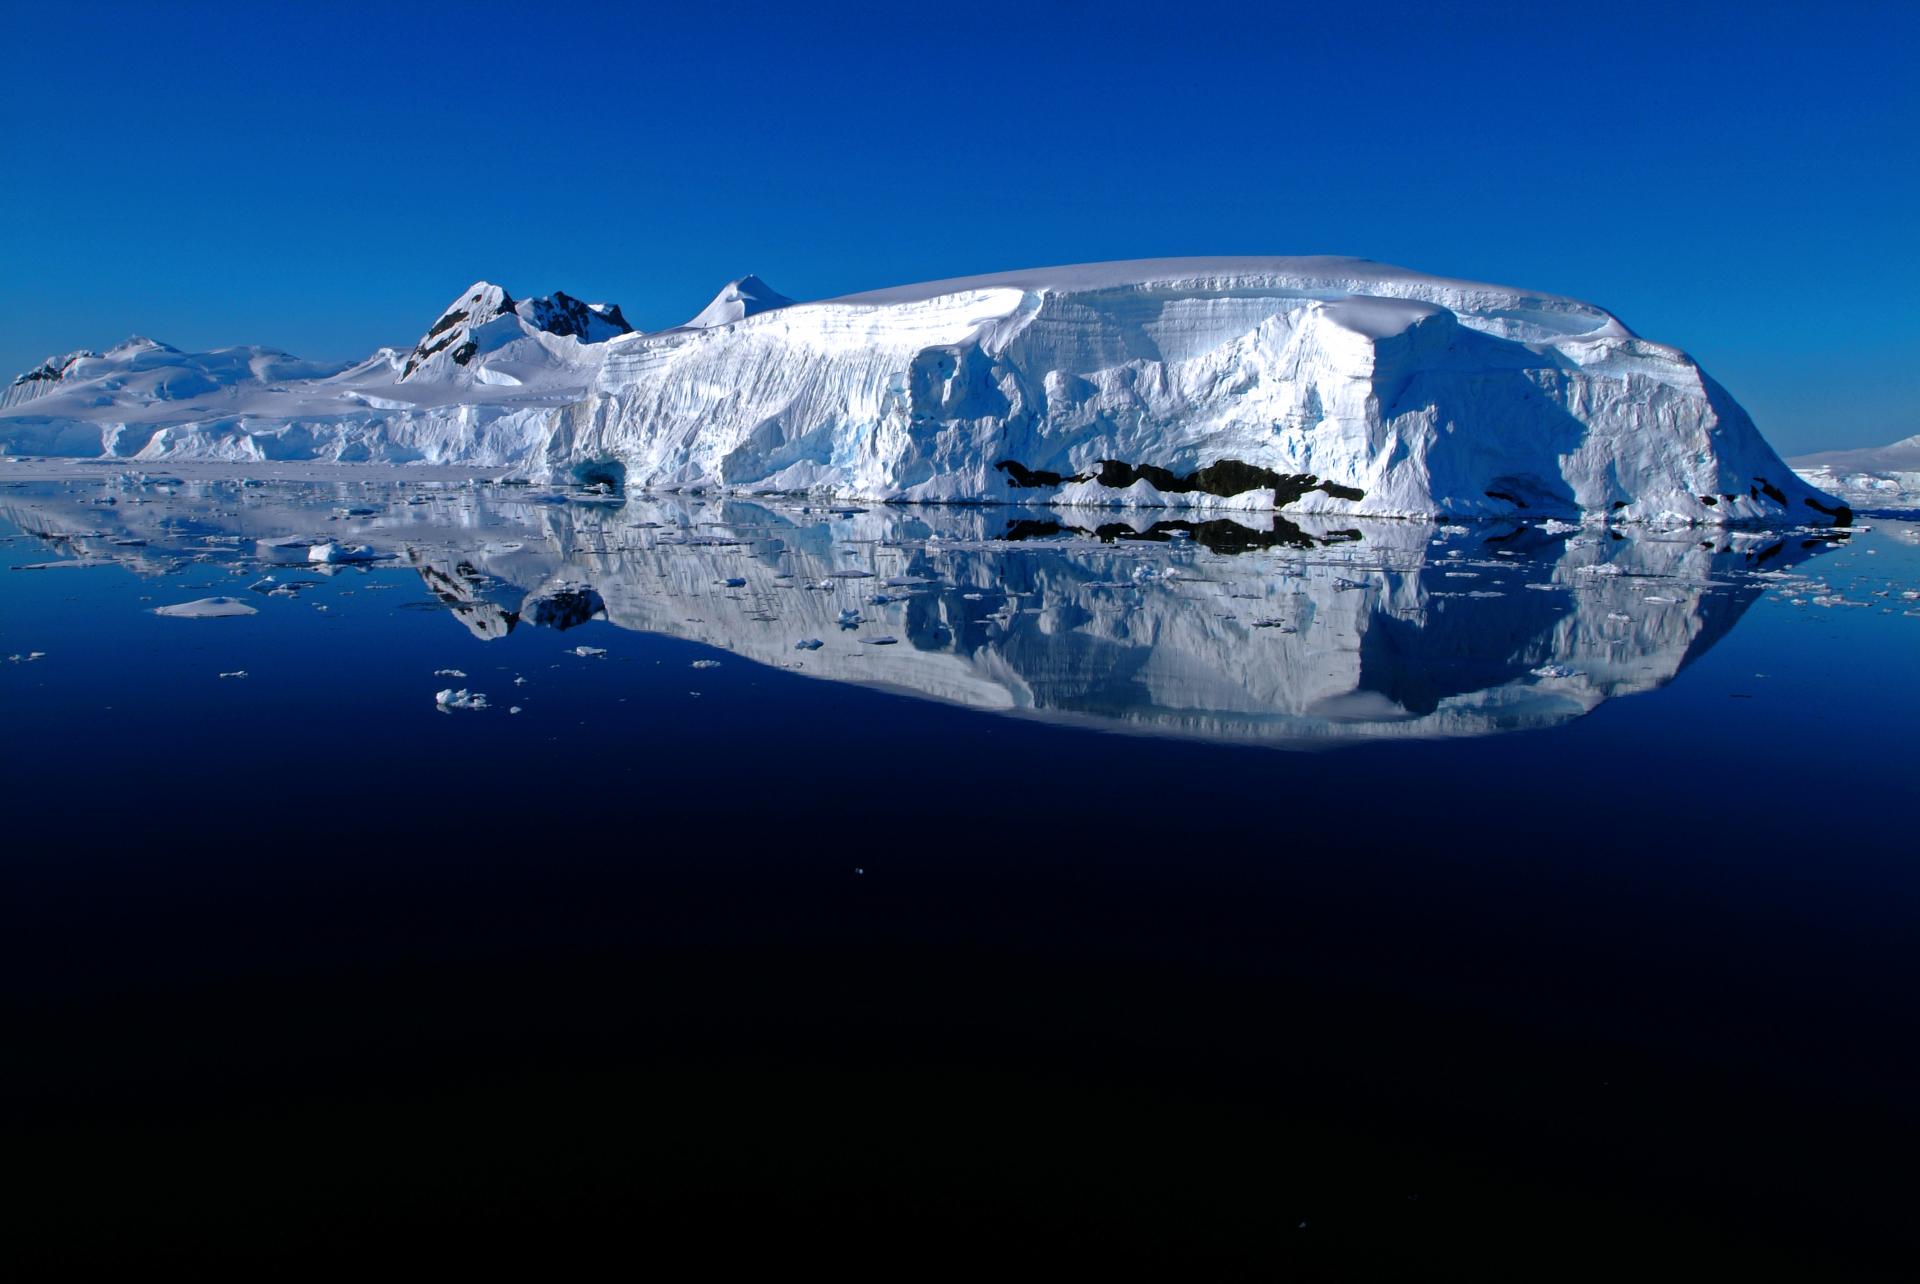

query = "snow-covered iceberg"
1;258;1848;526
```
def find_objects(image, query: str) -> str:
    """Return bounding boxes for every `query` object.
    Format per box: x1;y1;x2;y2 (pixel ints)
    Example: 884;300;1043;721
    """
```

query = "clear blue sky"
2;0;1913;453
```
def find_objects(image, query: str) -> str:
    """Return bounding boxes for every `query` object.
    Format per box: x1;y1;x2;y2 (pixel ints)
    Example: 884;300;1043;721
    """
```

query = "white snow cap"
683;274;795;329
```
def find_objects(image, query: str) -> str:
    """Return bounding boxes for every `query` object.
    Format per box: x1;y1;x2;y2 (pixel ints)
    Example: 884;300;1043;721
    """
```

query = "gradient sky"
2;0;1913;453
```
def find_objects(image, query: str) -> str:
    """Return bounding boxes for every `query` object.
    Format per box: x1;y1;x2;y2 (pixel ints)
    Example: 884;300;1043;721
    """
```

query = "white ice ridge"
1;258;1848;526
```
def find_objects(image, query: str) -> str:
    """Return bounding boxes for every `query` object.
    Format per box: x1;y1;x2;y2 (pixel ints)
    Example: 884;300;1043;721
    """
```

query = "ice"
691;659;721;669
218;669;247;678
153;596;258;619
13;258;1842;529
570;645;607;657
308;542;378;563
434;688;489;711
836;608;863;628
7;651;48;662
861;636;899;645
1531;664;1583;679
794;638;824;650
434;668;467;677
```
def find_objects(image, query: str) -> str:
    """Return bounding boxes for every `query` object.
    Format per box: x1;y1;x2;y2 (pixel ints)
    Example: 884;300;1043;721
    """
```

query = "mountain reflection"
2;473;1837;745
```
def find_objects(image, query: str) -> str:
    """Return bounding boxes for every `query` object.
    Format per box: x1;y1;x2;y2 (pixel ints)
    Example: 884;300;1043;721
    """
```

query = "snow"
1792;433;1920;508
1;258;1845;527
681;275;795;329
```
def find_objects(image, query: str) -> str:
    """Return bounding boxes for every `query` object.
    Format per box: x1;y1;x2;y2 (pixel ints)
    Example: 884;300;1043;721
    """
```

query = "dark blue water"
4;471;1917;1274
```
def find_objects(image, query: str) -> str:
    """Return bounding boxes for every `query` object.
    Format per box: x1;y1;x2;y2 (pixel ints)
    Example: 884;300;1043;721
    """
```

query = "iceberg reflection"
1;472;1838;745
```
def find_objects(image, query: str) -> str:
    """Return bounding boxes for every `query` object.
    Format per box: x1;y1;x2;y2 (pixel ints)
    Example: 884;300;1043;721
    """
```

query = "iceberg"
0;260;1848;526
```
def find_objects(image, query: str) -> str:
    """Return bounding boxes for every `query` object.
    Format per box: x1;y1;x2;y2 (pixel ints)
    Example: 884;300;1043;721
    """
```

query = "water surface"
5;467;1917;1273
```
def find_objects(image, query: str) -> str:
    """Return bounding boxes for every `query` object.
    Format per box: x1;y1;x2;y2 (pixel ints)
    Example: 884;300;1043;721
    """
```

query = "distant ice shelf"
1;258;1850;527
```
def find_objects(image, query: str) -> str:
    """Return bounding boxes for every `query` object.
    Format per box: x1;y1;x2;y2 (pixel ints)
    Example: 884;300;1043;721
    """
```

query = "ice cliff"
0;258;1848;526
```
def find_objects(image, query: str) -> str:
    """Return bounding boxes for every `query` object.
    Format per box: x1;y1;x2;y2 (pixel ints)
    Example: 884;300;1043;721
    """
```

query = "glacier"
1;257;1849;527
1792;432;1920;508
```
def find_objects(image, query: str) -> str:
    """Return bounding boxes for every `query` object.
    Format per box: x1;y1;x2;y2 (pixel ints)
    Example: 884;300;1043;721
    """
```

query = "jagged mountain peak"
684;275;794;329
400;282;630;380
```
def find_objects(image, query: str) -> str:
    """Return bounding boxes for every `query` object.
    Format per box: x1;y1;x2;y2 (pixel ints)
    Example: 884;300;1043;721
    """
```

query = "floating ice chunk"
1531;663;1583;679
332;505;378;518
218;670;247;679
837;608;863;628
509;706;523;714
7;651;47;663
435;687;489;711
570;645;607;658
794;638;824;650
153;596;258;619
720;577;747;588
1606;611;1633;622
1644;594;1679;604
1578;563;1624;576
308;542;379;563
691;659;722;669
434;668;468;678
1538;519;1581;534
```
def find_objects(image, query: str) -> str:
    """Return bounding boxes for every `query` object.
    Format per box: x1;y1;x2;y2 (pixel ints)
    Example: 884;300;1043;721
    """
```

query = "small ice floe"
794;638;824;651
218;670;247;679
1330;577;1367;591
836;608;863;628
509;706;523;715
513;675;528;685
1578;563;1624;576
691;659;722;669
861;635;899;645
1437;524;1469;536
1531;663;1583;679
720;577;747;588
1250;618;1297;632
308;542;378;564
153;596;258;619
570;645;607;658
1644;594;1679;604
331;505;378;519
1606;611;1633;622
7;651;47;663
434;688;489;711
1538;519;1582;534
434;668;467;678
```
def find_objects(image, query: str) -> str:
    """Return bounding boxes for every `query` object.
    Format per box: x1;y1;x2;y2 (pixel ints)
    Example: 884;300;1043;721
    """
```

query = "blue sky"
2;0;1913;453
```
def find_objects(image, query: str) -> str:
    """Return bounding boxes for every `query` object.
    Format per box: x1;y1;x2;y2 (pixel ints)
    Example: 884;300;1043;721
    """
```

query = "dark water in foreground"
3;470;1918;1275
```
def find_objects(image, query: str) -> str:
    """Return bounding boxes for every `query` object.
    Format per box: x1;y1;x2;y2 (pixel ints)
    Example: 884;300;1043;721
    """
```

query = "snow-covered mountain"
680;274;794;330
398;282;631;380
0;258;1848;526
0;281;633;463
1792;433;1920;508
